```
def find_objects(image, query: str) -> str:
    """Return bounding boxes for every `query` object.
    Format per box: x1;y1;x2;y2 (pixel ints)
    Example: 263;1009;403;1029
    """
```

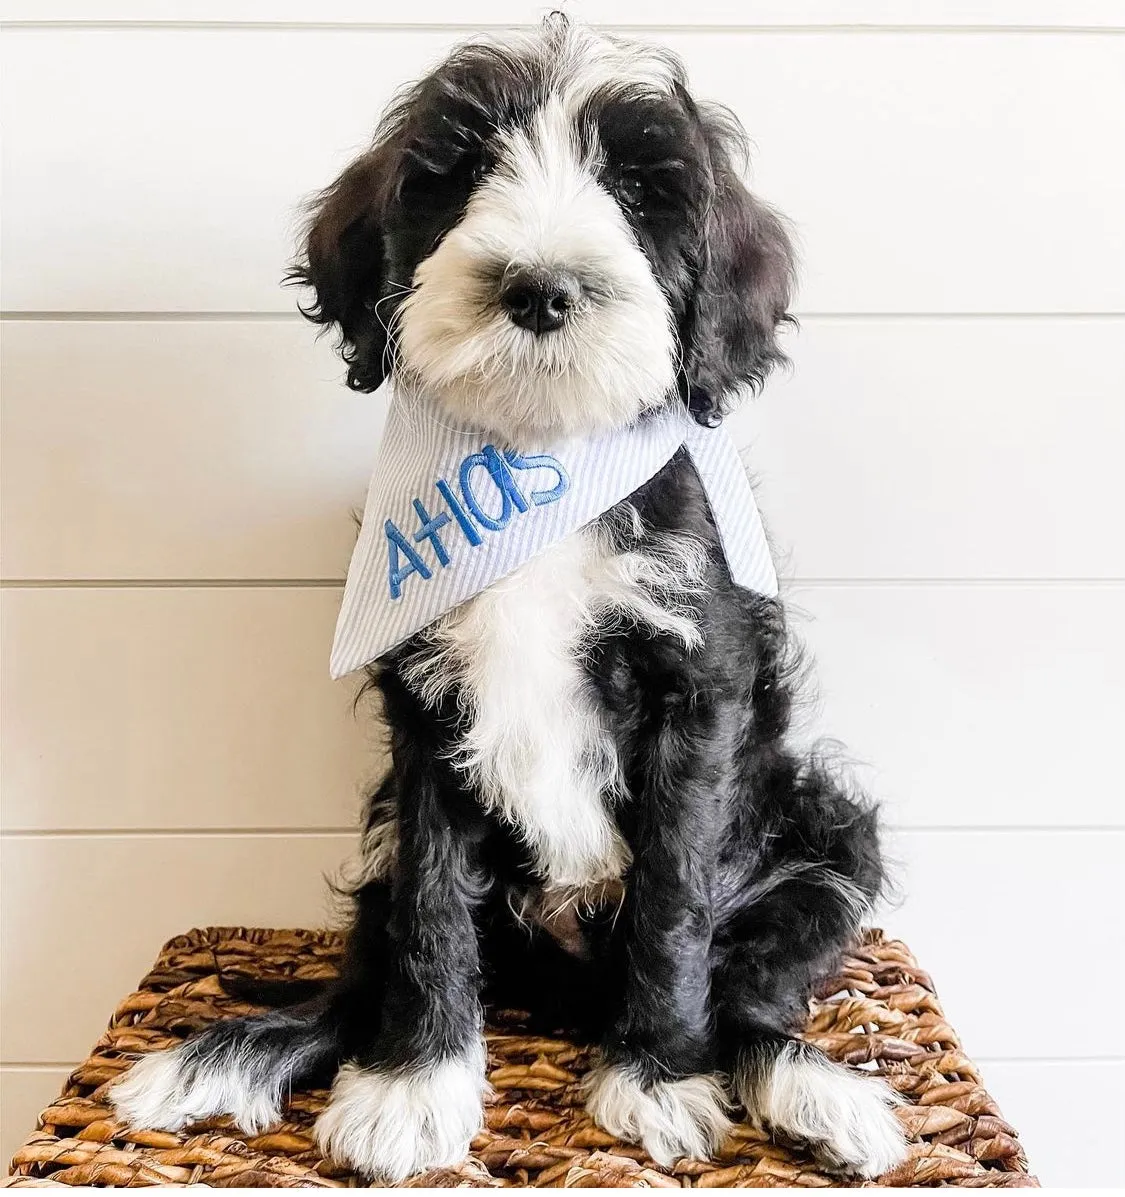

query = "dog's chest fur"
405;519;703;889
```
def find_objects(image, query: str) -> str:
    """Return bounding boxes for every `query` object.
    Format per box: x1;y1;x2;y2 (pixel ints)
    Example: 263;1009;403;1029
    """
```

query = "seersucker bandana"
331;389;777;677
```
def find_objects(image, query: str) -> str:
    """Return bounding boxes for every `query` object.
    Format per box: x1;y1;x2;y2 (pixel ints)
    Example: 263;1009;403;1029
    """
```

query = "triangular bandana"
331;390;777;677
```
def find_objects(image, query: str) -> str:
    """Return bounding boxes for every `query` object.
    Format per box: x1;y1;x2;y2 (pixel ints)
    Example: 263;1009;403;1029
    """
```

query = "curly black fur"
214;453;884;1087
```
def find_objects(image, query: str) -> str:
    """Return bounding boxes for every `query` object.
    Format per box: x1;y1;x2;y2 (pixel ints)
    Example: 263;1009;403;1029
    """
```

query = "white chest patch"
404;521;704;888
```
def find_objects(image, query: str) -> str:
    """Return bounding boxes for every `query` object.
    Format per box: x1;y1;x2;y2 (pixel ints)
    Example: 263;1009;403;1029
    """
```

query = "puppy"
113;18;908;1182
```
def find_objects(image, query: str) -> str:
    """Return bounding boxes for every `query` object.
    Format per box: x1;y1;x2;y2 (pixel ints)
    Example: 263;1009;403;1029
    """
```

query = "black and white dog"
113;18;907;1182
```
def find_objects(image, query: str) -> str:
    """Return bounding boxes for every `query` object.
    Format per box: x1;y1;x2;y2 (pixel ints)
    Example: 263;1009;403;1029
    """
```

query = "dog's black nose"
499;268;580;334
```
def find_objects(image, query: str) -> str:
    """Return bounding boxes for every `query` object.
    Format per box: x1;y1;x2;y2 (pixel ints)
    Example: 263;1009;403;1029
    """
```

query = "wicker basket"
5;926;1036;1188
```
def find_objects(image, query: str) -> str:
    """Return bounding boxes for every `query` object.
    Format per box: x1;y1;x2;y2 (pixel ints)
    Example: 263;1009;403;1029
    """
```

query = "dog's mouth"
399;324;674;437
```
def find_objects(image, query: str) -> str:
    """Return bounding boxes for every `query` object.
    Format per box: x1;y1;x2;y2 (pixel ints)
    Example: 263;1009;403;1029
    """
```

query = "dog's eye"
613;173;645;208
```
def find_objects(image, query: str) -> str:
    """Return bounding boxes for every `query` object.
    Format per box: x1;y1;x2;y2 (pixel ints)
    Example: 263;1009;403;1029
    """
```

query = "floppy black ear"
289;152;392;393
685;107;796;410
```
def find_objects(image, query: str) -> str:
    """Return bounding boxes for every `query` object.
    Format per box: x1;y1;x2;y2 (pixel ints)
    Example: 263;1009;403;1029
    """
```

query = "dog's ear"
684;106;796;410
289;150;392;393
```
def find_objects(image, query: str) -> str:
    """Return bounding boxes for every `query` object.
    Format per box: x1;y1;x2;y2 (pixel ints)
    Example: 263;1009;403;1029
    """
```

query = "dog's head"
293;18;795;443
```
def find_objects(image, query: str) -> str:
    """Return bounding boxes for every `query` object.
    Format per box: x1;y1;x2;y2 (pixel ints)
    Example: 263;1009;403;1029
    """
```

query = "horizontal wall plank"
788;583;1125;828
884;830;1123;1063
2;30;1121;313
2;829;1118;1063
3;582;1119;830
4;0;1123;30
1;1067;73;1170
976;1060;1125;1186
0;588;382;831
741;316;1125;579
0;320;381;581
5;317;1123;583
0;833;355;1063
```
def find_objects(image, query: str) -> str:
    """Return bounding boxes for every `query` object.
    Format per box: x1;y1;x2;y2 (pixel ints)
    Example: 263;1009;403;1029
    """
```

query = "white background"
2;0;1123;1184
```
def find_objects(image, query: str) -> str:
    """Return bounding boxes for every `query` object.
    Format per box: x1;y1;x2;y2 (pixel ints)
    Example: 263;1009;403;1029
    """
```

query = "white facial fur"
395;52;679;445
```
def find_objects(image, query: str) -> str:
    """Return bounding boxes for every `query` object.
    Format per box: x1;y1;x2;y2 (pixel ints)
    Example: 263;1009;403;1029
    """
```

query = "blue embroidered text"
385;447;570;599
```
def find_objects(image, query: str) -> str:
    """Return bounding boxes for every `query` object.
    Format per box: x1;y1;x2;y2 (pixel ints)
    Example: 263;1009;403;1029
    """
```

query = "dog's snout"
499;267;580;335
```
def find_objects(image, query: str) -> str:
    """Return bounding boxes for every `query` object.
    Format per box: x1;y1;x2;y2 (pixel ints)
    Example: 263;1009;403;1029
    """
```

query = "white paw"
737;1041;907;1179
110;1044;281;1135
314;1045;487;1182
583;1063;733;1167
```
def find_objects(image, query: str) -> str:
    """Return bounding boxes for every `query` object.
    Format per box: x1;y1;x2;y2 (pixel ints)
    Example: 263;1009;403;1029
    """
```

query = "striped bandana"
331;390;777;678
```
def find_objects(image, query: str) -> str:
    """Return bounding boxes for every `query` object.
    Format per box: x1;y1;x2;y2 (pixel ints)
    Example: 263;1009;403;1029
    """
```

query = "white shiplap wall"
2;1;1123;1184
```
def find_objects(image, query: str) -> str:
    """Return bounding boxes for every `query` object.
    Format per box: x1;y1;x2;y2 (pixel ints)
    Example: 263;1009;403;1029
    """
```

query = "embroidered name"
385;446;570;599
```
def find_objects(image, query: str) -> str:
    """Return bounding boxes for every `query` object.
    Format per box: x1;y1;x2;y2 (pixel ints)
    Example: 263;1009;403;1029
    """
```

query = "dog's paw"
583;1063;733;1167
736;1040;908;1179
314;1047;487;1182
110;1043;281;1135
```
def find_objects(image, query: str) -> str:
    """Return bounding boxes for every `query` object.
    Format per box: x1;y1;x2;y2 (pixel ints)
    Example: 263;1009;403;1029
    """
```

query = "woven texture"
6;926;1037;1188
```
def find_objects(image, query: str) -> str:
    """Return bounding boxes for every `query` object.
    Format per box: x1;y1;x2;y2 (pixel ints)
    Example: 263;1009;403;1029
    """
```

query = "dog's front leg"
315;727;487;1182
584;692;733;1166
